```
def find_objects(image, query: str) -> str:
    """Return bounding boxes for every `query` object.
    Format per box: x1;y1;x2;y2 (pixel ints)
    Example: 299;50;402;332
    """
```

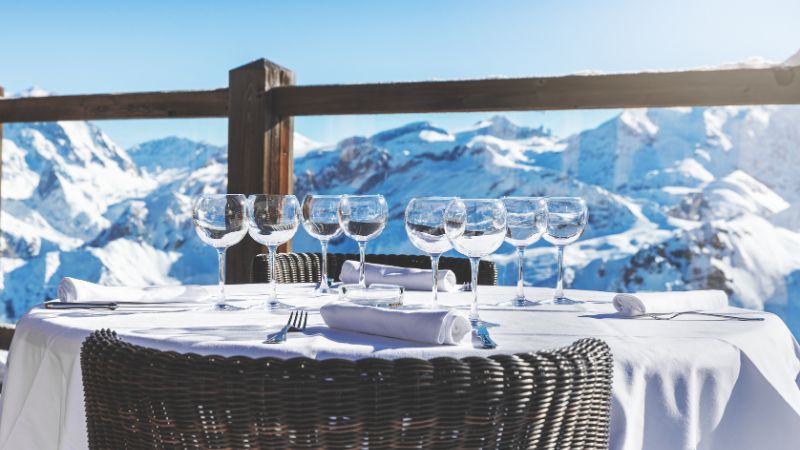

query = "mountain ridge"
2;108;800;338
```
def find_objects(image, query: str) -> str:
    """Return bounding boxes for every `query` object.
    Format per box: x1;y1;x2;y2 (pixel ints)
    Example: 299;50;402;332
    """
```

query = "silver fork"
264;310;308;344
634;311;764;321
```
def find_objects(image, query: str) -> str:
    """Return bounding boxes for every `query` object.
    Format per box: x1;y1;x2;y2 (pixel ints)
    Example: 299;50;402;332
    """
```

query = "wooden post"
0;86;4;233
226;59;296;284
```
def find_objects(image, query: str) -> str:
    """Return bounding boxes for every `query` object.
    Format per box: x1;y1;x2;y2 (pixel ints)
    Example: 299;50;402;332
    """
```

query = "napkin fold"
320;303;471;345
612;290;729;317
339;260;458;292
57;277;211;303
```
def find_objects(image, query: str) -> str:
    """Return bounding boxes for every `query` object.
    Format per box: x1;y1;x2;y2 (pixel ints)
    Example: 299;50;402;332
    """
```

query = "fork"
634;311;764;321
264;311;308;344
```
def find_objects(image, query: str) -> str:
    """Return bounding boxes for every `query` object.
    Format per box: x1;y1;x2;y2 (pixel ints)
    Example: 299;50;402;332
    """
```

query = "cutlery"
474;325;497;349
44;301;195;310
264;310;308;344
45;302;118;310
634;311;764;321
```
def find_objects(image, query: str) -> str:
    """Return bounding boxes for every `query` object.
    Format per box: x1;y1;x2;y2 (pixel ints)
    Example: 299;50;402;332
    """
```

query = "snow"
292;133;323;157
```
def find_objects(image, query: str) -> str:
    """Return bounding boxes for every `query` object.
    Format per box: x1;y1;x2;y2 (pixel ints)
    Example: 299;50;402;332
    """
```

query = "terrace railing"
1;58;799;283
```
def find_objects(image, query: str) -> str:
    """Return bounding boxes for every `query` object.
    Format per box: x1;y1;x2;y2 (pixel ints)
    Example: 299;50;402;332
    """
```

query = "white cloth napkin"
320;302;471;345
612;290;729;317
57;277;211;303
339;260;458;292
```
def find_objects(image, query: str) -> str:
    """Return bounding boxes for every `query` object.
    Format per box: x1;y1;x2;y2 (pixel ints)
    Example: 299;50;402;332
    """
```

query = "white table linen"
339;260;458;292
57;277;212;303
320;302;471;345
613;290;729;316
1;284;799;450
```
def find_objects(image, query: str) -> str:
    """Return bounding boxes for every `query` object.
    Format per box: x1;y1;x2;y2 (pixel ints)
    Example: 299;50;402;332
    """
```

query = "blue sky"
2;0;799;148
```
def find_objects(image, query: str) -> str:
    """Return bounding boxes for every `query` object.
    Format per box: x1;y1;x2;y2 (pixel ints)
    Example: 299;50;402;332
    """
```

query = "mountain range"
2;104;800;336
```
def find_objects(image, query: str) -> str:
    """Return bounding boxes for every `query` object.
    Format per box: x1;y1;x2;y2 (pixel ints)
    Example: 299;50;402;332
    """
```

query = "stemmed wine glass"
502;197;547;307
302;194;342;295
405;197;454;309
247;194;301;310
338;195;388;288
444;198;507;326
192;194;248;311
543;197;588;304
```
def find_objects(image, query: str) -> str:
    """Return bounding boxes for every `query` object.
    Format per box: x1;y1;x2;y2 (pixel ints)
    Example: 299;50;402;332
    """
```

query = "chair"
251;252;498;286
0;324;13;391
81;329;613;449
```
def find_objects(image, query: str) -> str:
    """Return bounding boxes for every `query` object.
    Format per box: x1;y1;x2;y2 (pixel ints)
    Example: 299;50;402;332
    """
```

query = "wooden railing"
1;58;799;282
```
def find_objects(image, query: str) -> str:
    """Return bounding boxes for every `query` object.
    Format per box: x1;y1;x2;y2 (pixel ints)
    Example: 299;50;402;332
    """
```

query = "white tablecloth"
1;284;799;450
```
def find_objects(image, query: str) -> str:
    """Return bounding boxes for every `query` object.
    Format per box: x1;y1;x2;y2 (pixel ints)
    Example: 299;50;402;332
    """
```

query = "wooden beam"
226;59;296;284
271;65;800;116
0;89;228;122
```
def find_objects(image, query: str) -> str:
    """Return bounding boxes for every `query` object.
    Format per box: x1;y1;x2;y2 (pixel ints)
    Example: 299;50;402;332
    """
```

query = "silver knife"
45;302;118;310
474;325;497;349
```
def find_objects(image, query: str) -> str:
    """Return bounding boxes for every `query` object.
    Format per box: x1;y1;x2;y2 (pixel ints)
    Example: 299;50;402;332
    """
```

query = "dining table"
0;283;798;450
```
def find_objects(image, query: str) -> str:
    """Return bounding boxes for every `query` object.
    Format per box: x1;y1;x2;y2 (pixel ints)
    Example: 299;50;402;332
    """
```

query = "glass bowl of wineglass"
502;197;547;307
444;198;507;327
192;194;248;311
301;194;342;295
337;194;388;288
247;194;301;310
543;197;588;304
405;197;454;309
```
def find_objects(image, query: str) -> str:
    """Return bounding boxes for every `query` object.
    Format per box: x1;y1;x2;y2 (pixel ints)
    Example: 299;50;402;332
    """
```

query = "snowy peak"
371;121;452;144
459;115;550;141
129;137;225;174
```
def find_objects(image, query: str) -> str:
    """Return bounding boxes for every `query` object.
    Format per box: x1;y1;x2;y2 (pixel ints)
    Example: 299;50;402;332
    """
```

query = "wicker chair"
252;252;498;286
81;329;613;449
0;324;14;351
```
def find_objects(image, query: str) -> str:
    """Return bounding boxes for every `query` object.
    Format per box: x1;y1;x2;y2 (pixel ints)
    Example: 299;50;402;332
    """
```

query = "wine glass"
192;194;248;311
543;197;588;304
247;194;301;310
302;194;342;295
405;197;454;308
502;197;547;307
337;194;388;288
444;198;507;326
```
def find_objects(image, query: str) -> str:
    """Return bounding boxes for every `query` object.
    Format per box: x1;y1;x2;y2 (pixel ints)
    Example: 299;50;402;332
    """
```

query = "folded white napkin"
320;303;471;345
57;277;211;303
612;290;729;317
339;260;458;292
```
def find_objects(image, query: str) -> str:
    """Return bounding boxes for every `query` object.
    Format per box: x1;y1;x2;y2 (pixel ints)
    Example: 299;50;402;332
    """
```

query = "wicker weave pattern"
252;252;498;286
81;329;613;449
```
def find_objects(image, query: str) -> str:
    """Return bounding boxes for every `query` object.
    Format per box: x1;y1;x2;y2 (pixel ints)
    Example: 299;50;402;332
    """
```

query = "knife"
45;302;118;310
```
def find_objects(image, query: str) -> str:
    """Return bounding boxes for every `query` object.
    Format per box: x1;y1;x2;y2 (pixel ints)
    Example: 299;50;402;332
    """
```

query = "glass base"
553;297;583;305
312;284;338;296
508;298;543;307
265;300;294;312
470;318;500;328
214;302;244;311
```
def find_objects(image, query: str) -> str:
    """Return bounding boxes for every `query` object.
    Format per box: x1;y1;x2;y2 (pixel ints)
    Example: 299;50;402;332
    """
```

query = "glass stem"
358;241;367;288
469;256;480;326
268;245;278;307
319;240;330;290
516;247;525;301
217;248;226;306
555;245;565;300
430;254;441;309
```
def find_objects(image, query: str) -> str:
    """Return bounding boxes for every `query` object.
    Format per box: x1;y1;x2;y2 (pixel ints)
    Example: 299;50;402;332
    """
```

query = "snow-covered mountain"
2;107;800;337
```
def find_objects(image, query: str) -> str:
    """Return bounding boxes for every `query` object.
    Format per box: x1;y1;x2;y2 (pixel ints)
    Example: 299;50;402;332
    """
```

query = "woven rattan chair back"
252;252;498;285
81;329;613;449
